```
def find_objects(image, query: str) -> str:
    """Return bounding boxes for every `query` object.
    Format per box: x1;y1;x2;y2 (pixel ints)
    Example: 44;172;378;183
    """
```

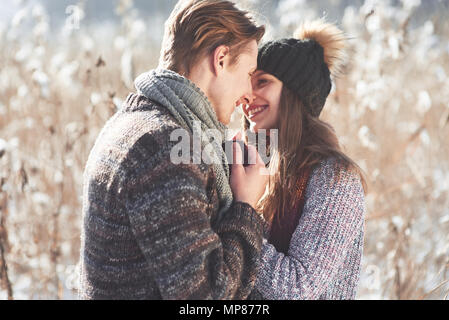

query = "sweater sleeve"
254;157;366;300
122;133;265;300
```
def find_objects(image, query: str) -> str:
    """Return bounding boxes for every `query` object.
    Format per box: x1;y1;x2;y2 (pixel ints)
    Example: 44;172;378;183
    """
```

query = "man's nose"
238;93;254;106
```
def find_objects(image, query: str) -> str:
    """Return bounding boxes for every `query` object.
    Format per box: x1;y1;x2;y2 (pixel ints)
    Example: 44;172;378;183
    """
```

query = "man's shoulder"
305;156;364;200
118;93;193;161
105;92;186;150
120;92;182;132
84;93;189;183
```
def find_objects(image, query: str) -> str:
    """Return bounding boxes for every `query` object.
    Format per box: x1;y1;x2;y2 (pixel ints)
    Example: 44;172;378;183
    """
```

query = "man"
79;0;268;299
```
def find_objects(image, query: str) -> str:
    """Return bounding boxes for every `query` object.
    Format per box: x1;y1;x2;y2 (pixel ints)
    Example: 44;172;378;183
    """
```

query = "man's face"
209;40;258;125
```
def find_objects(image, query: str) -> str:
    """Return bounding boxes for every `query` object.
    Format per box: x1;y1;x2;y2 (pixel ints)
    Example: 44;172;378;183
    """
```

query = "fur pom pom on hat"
257;19;347;117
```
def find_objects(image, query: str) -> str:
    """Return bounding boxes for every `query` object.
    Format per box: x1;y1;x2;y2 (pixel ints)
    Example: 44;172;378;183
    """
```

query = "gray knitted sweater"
250;157;366;300
79;93;265;299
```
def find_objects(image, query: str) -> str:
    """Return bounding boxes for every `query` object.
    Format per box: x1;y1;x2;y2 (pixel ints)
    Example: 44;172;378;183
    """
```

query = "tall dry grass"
0;0;448;299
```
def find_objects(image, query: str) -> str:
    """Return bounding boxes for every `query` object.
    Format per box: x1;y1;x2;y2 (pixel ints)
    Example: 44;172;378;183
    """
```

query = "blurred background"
0;0;448;300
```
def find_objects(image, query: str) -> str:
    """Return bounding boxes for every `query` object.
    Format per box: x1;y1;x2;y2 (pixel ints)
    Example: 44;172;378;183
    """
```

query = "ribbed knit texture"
79;93;265;299
248;157;365;300
268;168;311;255
134;68;232;220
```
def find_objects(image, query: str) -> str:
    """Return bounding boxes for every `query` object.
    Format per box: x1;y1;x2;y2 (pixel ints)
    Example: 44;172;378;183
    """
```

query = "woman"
243;20;367;300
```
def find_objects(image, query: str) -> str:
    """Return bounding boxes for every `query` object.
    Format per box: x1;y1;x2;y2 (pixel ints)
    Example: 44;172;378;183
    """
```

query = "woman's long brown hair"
244;86;368;224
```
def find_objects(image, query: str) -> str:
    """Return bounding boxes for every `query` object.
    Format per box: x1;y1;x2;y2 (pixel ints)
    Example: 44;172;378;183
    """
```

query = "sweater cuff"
222;201;266;236
234;200;265;220
232;202;271;237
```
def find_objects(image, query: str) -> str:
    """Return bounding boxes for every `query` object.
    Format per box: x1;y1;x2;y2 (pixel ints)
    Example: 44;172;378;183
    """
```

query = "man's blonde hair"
159;0;265;76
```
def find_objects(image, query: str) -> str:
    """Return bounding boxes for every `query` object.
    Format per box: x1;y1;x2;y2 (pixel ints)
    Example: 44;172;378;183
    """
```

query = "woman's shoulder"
306;156;364;196
301;156;366;220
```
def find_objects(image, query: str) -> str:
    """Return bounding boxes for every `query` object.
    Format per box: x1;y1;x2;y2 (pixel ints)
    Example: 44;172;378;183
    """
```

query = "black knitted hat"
257;20;346;118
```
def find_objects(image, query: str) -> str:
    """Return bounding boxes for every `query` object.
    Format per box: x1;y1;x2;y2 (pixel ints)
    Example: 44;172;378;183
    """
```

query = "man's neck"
187;63;212;99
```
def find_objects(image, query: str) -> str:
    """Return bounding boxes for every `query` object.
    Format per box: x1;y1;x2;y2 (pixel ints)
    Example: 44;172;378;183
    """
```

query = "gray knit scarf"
134;68;233;220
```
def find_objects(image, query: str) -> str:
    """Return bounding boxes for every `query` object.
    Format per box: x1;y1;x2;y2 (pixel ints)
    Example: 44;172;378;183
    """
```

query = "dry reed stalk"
391;125;425;165
418;279;449;300
50;207;62;299
48;119;69;299
0;239;13;300
0;176;13;300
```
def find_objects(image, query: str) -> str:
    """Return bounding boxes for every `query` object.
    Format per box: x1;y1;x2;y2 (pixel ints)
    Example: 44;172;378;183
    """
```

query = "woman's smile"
246;104;269;119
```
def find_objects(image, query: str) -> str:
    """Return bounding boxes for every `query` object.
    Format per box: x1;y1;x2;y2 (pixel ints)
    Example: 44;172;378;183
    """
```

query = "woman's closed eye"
256;78;268;87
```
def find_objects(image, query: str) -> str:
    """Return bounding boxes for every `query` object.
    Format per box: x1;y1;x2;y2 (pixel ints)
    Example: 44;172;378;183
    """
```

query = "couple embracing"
79;0;367;300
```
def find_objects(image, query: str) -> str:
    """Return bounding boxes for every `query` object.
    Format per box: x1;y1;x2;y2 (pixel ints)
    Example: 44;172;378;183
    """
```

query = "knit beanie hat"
257;20;347;117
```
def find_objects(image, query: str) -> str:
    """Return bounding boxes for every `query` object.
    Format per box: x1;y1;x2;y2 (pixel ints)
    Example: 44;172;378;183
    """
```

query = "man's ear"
212;45;230;76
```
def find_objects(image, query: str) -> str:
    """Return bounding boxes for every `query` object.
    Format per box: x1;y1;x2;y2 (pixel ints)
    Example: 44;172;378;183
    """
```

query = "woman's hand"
230;132;269;209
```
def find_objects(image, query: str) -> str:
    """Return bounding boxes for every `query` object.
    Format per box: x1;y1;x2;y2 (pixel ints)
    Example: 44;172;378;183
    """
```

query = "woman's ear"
212;45;230;75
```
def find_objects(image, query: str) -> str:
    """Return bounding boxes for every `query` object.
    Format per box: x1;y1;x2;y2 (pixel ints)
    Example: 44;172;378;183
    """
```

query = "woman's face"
243;70;283;132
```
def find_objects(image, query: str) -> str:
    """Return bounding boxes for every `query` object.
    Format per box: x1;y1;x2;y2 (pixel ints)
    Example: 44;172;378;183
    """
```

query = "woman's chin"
249;121;267;133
